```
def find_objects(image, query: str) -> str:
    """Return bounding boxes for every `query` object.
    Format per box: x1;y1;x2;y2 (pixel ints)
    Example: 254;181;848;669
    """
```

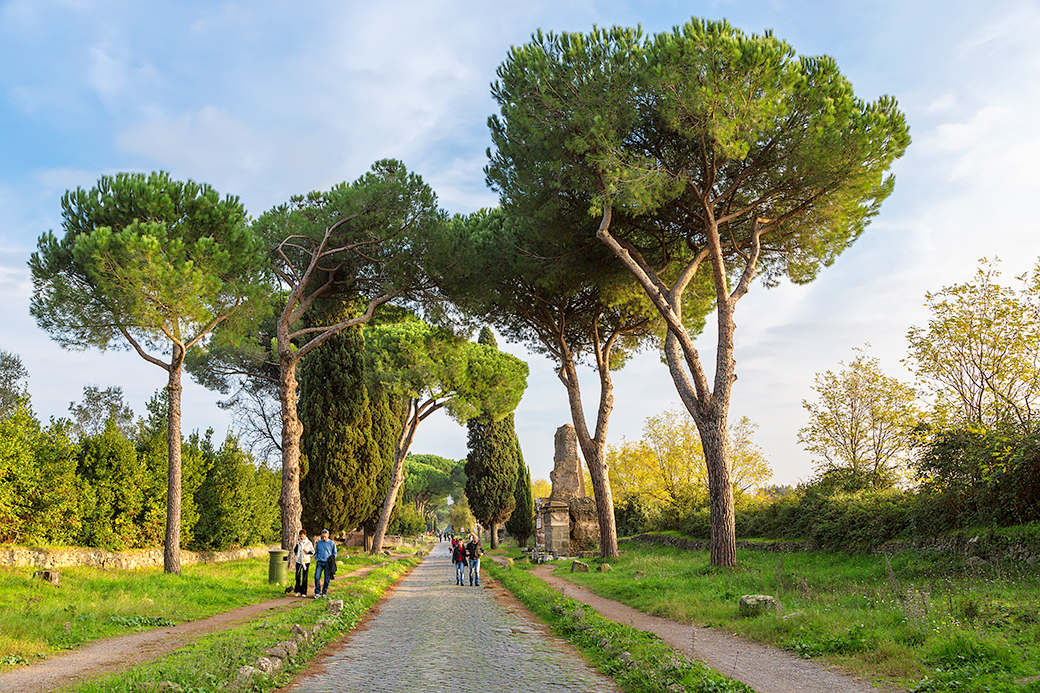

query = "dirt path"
0;563;386;693
526;562;898;693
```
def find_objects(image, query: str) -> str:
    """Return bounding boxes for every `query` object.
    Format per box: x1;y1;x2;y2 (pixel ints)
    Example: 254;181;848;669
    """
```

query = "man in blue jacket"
313;529;337;598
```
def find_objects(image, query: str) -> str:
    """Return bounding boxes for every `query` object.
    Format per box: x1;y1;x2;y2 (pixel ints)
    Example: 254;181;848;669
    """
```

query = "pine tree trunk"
278;352;304;567
697;411;737;567
163;351;183;575
489;521;499;549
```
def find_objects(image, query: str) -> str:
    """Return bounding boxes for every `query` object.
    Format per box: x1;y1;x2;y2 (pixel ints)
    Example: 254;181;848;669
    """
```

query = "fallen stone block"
326;599;344;617
739;594;781;618
597;563;612;572
571;560;590;573
33;570;60;585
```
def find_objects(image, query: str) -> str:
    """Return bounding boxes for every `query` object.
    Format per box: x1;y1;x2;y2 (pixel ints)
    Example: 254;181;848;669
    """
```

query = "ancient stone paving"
286;546;620;693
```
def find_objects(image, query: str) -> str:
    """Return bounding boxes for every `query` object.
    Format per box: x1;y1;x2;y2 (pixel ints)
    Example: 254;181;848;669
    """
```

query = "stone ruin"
537;424;598;558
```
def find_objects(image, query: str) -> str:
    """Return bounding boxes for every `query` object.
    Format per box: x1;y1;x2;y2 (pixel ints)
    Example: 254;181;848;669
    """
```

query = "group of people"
291;528;337;599
451;534;483;586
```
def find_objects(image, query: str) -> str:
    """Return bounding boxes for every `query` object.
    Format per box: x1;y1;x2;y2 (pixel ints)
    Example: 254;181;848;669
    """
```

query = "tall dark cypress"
506;454;534;547
299;318;384;536
464;327;520;548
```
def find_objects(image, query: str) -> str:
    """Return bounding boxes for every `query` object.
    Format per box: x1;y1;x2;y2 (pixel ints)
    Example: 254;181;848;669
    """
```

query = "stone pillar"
541;500;571;557
549;424;585;500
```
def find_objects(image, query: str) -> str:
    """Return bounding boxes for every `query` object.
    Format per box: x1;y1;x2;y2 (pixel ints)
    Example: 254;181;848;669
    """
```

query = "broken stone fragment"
571;560;590;573
739;594;781;618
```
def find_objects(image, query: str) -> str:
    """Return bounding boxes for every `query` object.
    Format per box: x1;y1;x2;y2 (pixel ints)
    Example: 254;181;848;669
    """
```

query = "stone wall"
623;534;813;553
568;497;599;553
0;545;280;571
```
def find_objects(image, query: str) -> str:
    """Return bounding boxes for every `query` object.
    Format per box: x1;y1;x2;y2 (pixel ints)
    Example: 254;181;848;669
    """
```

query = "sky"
2;0;1040;487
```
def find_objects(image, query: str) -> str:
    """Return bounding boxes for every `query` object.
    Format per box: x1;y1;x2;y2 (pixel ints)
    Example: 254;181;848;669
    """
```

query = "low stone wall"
0;545;280;571
623;533;813;553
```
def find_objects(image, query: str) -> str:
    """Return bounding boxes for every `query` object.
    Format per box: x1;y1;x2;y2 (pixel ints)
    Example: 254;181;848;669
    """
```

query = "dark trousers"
294;562;310;595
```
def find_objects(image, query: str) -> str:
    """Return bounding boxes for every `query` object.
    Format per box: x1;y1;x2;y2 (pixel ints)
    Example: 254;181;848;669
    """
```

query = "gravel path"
282;547;620;693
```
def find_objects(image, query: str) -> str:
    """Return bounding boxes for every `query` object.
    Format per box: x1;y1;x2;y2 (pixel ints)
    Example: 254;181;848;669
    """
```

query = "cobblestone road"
286;545;620;693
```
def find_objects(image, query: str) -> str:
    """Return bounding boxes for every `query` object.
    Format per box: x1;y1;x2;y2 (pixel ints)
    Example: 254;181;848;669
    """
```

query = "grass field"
523;540;1040;692
0;548;389;667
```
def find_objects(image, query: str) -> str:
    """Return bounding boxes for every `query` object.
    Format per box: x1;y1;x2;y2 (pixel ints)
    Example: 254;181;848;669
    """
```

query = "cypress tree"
464;327;520;548
506;454;534;547
299;315;384;537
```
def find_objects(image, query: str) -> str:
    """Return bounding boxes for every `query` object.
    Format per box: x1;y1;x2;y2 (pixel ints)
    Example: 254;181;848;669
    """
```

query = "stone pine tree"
29;172;266;574
506;454;534;547
487;20;910;566
464;327;521;549
298;306;388;537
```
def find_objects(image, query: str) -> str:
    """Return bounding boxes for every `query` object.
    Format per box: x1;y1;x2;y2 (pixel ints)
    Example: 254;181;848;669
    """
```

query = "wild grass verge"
0;550;391;667
485;559;752;693
59;554;421;692
538;540;1040;692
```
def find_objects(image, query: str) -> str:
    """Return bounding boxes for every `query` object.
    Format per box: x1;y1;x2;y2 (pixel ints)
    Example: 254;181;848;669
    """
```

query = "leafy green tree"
29;172;266;573
252;160;446;557
364;319;528;552
401;454;457;529
192;434;277;550
799;350;920;484
506;455;534;547
0;348;29;420
608;409;772;510
75;419;157;549
68;385;136;439
487;20;909;565
0;401;79;544
299;316;387;537
907;260;1040;431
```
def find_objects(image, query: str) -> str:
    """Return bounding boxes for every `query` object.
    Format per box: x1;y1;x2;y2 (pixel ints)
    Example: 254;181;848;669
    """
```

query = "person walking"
466;534;483;586
293;529;315;597
451;538;467;586
313;529;337;598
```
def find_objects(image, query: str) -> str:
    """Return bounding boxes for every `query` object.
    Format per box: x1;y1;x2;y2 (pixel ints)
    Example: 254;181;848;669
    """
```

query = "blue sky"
2;0;1039;486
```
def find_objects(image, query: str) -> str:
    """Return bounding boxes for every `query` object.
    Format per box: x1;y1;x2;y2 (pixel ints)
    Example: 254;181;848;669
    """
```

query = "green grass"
63;556;420;693
0;551;390;666
486;558;752;693
532;540;1040;691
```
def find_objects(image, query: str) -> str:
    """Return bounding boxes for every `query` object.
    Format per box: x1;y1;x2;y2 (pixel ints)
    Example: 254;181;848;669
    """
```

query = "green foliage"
192;435;280;551
799;350;920;479
465;414;520;534
68;385;136;439
0;348;29;419
914;425;1040;531
402;454;457;527
75;420;159;550
299;321;387;535
0;400;79;544
364;319;528;424
29;171;265;354
387;502;425;536
907;260;1040;431
506;456;535;546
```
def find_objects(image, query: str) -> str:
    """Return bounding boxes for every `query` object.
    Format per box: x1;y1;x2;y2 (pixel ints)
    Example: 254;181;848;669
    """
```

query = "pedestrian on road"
293;529;315;597
466;534;483;586
313;529;337;598
451;538;467;585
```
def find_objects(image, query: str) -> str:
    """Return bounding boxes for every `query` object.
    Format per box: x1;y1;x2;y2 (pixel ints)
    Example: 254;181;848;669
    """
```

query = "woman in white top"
293;529;315;597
